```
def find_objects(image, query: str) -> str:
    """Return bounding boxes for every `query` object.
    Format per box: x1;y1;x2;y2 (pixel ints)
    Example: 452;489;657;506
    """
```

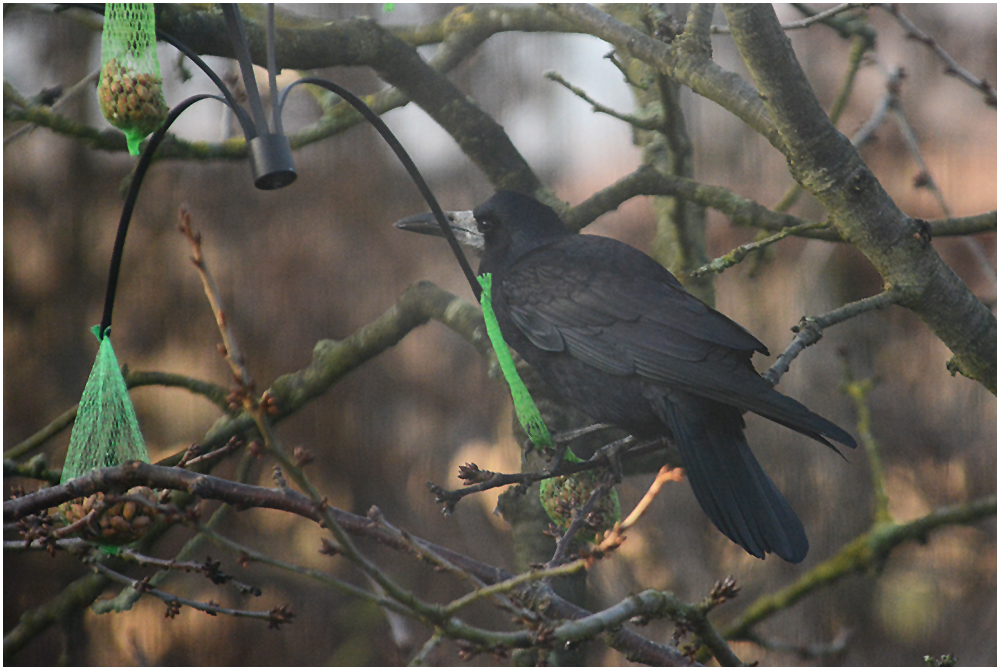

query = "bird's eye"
476;216;494;234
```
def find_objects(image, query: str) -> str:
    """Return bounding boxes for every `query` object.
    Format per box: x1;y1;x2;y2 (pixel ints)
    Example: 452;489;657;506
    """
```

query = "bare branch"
3;69;99;146
725;4;996;392
880;4;997;107
726;494;997;641
3;461;696;665
545;71;660;130
763;290;902;386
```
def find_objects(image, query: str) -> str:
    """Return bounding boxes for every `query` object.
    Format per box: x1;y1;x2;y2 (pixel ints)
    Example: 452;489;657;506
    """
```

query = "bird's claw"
590;435;635;482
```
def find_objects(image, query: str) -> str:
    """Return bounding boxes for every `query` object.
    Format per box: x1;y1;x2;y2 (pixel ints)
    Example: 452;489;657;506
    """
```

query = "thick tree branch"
151;5;546;197
724;4;996;392
564;164;994;242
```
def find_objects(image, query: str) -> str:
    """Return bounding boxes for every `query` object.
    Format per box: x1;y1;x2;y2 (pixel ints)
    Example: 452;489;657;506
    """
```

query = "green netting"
539;470;621;542
60;327;149;485
477;274;620;539
478;273;553;449
98;3;168;155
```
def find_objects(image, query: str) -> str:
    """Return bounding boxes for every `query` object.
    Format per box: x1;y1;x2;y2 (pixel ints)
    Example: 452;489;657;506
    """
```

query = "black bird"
396;190;856;563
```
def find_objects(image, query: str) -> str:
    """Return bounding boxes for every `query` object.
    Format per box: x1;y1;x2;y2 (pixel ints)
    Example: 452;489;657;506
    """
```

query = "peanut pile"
58;486;160;545
98;58;168;137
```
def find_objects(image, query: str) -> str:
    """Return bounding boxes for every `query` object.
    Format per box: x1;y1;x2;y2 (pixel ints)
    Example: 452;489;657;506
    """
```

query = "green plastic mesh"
539;470;621;542
60;327;150;485
478;273;553;449
98;3;168;155
478;274;620;538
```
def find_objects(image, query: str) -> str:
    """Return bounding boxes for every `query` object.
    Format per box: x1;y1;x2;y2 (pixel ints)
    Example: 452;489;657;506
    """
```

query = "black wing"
500;235;856;450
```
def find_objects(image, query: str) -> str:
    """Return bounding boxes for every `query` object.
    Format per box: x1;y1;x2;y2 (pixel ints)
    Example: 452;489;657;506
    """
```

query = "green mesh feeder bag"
477;274;620;543
539;468;621;544
477;273;552;450
58;326;157;545
98;3;168;155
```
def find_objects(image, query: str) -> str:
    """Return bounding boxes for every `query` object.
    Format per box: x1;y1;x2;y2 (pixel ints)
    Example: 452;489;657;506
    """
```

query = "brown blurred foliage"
4;4;996;666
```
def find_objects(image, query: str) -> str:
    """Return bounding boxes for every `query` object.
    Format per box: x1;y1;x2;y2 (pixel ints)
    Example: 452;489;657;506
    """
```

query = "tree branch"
763;290;902;386
544;3;784;150
724;3;996;392
880;4;997;107
564;164;995;243
725;494;997;641
3;462;698;666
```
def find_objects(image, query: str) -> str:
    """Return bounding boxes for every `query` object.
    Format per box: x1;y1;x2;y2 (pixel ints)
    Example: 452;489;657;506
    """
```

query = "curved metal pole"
99;94;229;337
277;78;481;298
156;28;256;139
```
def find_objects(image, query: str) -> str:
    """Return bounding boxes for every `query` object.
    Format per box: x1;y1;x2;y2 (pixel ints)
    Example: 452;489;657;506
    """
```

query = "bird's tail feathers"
652;391;809;563
743;387;857;453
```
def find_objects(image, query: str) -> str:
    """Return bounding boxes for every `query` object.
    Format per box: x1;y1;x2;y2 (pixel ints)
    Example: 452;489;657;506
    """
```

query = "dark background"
4;4;996;665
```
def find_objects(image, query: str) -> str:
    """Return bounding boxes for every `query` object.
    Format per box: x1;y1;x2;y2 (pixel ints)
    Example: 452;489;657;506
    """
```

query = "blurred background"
4;3;996;665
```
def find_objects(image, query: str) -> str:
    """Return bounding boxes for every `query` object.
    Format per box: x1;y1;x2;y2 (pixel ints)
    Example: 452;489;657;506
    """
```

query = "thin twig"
443;562;584;617
89;560;291;625
197;523;413;615
850;65;902;149
691;220;830;276
619;465;685;531
371;511;537;622
3;69;100;146
880;3;997;107
712;3;868;34
545;71;660;130
115;548;263;596
881;67;997;283
4;537;90;552
178;207;254;391
763;290;901;386
428;438;666;512
178;437;243;469
409;629;445;666
841;373;892;525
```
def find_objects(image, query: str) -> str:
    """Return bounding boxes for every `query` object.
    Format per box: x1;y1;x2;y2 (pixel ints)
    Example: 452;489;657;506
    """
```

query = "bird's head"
394;191;570;267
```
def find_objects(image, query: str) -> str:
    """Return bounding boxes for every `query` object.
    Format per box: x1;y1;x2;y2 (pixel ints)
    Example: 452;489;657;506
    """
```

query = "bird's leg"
522;423;615;454
589;435;636;482
523;423;617;472
550;423;617;443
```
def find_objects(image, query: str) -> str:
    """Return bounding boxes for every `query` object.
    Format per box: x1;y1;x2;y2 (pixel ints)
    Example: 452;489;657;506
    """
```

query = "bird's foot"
522;423;616;456
550;423;616;444
589;435;635;482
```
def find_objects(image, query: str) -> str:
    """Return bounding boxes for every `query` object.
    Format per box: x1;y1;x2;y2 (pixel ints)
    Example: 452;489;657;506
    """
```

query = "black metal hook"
221;3;296;190
276;78;481;298
98;94;230;337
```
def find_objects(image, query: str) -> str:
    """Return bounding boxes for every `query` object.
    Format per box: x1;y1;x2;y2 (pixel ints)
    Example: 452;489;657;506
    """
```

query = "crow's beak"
393;210;484;251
